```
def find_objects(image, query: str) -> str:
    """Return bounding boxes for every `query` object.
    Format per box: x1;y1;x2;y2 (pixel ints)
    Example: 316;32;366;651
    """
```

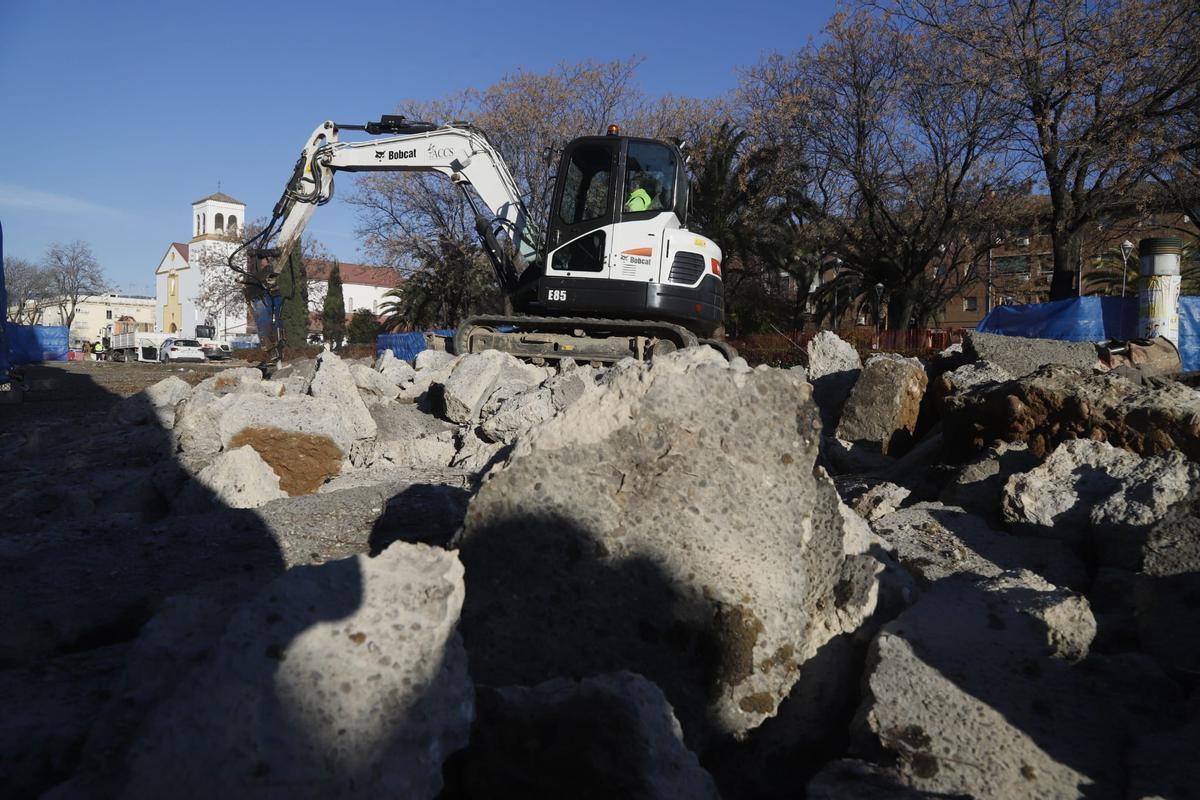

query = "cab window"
623;142;676;214
559;144;613;226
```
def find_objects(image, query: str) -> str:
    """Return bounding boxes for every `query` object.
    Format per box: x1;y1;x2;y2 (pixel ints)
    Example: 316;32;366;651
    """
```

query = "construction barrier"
4;324;70;364
376;330;453;362
977;296;1200;372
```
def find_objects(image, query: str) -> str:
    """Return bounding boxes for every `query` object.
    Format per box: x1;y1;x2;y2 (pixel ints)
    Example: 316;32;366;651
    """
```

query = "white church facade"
154;192;249;338
155;190;404;341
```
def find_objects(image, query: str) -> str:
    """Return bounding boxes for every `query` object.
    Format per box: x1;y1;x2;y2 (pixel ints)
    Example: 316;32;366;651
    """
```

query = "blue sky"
0;0;836;294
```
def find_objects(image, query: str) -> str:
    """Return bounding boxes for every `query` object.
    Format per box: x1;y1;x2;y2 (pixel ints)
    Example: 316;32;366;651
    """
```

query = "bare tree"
4;256;52;323
194;220;333;334
883;0;1200;299
43;240;108;330
742;10;1021;328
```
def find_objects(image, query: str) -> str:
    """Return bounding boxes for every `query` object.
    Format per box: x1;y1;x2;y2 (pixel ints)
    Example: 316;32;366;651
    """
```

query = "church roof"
172;242;189;260
306;259;403;289
192;191;244;206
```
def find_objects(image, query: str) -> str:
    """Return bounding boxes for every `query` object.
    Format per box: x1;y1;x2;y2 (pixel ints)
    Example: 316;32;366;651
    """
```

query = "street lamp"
831;257;842;329
1120;240;1135;298
874;282;885;333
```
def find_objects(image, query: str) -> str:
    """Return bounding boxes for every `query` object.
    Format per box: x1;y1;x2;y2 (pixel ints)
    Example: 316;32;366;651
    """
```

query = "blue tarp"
977;296;1200;372
376;330;453;362
5;324;70;364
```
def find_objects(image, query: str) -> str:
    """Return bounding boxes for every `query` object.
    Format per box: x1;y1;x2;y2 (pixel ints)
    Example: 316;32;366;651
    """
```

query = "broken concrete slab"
455;351;883;748
180;444;288;509
836;354;928;456
940;441;1039;520
451;672;720;799
111;375;193;428
349;362;400;403
870;503;1087;591
1135;484;1200;677
964;330;1101;378
806;331;861;432
375;349;416;386
308;351;377;447
122;543;472;799
942;365;1200;460
852;571;1111;799
1002;439;1197;560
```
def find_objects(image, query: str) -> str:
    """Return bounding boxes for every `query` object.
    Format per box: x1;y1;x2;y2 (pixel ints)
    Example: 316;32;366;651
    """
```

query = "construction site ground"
0;360;249;436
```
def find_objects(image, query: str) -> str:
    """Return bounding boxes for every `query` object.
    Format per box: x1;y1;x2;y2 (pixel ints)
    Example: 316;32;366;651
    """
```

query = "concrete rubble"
5;330;1200;799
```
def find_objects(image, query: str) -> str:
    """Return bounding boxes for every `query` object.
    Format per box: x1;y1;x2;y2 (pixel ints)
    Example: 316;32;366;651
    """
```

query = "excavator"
233;115;732;363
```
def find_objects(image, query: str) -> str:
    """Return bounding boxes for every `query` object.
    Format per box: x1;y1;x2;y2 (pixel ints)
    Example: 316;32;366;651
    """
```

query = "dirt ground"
0;359;249;437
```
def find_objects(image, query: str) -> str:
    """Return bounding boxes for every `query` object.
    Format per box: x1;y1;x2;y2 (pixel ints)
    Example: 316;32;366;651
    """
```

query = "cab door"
545;139;619;282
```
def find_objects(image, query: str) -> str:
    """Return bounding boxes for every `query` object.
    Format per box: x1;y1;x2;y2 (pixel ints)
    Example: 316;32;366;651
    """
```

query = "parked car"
200;340;232;360
158;338;207;363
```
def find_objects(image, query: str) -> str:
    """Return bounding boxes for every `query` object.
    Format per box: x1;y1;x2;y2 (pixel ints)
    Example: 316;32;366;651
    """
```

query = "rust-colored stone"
228;425;343;496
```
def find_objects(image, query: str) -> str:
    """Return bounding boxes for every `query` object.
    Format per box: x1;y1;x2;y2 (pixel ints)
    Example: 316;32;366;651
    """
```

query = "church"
154;191;402;341
154;192;249;338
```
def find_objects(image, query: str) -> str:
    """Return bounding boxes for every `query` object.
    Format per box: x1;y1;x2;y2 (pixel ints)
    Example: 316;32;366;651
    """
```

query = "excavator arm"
237;116;538;296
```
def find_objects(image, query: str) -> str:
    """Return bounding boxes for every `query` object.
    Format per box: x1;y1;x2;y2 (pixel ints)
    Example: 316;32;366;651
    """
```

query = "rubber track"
453;314;701;357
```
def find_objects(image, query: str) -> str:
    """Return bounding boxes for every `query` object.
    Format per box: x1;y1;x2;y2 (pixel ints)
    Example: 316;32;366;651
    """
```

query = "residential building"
29;293;157;348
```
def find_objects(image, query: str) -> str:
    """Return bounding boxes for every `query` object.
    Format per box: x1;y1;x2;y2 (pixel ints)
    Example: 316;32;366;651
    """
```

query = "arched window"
201;214;206;234
227;215;238;234
214;213;224;231
196;215;201;236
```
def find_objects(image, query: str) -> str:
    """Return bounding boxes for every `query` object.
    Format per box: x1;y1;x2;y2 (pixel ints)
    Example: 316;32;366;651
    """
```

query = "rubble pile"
2;331;1199;799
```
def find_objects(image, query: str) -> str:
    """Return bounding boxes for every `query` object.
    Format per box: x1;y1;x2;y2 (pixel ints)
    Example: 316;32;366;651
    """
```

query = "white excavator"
233;115;732;362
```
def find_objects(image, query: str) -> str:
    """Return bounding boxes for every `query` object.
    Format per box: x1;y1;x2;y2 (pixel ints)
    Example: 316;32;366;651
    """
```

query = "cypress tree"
277;245;310;348
322;262;346;349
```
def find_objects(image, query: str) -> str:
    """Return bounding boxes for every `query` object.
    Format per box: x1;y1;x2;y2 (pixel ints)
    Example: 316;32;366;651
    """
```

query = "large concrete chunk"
111;375;193;427
806;331;861;431
940;441;1038;520
350;362;400;403
212;393;360;464
1136;485;1200;676
479;385;556;444
870;503;1086;590
964;330;1100;378
455;351;883;748
195;367;264;395
122;543;472;799
182;444;287;509
375;349;416;386
1002;439;1197;562
309;351;377;445
836;354;928;455
932;360;1013;409
942;365;1200;460
807;330;862;379
438;350;544;424
453;672;720;799
853;571;1111;799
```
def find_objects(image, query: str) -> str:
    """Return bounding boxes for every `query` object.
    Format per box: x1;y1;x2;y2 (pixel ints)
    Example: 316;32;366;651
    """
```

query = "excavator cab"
530;132;722;338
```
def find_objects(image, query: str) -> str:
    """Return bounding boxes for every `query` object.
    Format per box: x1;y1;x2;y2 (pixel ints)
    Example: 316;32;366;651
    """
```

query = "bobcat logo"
374;150;385;161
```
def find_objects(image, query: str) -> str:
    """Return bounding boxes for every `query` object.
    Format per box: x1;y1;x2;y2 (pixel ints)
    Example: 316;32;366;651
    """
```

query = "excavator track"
453;314;735;364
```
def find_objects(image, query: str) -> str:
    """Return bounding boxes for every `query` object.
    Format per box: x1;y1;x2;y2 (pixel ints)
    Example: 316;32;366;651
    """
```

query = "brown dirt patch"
229;426;343;496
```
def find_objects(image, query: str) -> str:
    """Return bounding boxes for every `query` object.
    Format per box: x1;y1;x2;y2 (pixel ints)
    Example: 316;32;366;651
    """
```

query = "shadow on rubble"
0;364;364;797
438;512;866;800
864;577;1185;798
368;482;473;554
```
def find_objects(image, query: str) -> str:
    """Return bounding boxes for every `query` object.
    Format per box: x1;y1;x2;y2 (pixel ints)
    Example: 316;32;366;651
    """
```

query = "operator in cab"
625;174;653;212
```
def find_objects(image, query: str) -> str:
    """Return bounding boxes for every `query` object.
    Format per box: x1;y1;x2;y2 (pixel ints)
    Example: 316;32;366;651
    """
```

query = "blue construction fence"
4;324;70;365
376;330;453;362
978;295;1200;372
